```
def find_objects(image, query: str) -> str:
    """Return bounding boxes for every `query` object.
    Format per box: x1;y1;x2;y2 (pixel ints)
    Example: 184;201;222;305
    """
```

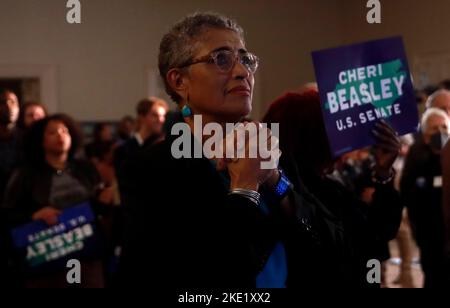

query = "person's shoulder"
124;136;140;148
407;138;432;163
136;138;174;163
130;112;187;169
4;163;36;188
120;138;181;191
409;140;423;152
9;165;30;179
115;137;138;154
121;138;178;180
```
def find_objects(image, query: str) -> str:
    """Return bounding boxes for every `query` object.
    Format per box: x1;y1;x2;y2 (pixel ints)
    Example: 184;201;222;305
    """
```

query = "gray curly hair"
158;12;244;104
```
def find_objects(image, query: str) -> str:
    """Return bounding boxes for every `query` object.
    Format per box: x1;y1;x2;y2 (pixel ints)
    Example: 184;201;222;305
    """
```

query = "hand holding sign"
312;37;418;157
32;207;62;226
372;119;401;179
12;203;98;271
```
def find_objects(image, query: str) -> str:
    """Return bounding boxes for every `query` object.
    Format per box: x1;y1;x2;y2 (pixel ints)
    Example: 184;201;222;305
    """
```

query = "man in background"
114;97;168;175
443;138;450;285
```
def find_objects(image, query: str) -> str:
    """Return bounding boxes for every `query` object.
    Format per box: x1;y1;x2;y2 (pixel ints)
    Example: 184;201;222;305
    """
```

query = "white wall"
341;0;450;88
0;0;345;121
3;1;450;121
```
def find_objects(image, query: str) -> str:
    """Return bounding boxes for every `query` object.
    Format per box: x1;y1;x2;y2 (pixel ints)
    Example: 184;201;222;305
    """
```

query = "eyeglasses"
179;49;259;74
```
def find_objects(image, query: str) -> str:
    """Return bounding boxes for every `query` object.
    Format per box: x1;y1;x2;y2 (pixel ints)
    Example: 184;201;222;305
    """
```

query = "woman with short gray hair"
159;13;244;104
119;12;338;289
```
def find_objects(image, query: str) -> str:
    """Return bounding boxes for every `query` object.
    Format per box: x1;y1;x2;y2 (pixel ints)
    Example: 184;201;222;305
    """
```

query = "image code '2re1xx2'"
312;36;419;157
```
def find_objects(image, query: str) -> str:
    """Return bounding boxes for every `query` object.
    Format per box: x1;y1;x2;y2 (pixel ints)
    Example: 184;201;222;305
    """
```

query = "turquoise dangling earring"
181;94;192;117
181;104;192;117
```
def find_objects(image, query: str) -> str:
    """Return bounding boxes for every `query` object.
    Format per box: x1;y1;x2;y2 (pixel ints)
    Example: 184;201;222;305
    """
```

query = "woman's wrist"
262;169;281;191
230;178;259;191
228;188;261;206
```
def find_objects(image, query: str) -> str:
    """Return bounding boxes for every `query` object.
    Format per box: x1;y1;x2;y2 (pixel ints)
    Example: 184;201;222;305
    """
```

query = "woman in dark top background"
2;114;114;287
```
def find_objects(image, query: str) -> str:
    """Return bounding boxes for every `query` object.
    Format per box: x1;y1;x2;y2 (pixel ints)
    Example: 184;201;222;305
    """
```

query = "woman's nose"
232;59;250;79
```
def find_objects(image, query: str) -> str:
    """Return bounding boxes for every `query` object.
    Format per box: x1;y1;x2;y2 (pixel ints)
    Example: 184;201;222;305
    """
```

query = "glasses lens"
240;53;258;73
211;50;258;73
214;51;233;71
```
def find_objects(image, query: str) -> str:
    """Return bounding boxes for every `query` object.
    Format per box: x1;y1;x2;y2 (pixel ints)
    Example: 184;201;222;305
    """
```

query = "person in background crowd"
113;98;168;286
89;140;122;287
331;145;415;287
85;122;115;160
423;85;440;97
0;89;22;203
426;89;450;117
2;114;114;288
0;89;22;287
415;86;439;119
401;107;450;288
438;79;450;91
92;141;119;206
443;138;450;282
116;116;136;144
114;97;168;176
297;82;318;95
18;102;47;130
390;134;417;288
331;148;373;193
263;89;403;287
330;147;396;286
415;89;428;120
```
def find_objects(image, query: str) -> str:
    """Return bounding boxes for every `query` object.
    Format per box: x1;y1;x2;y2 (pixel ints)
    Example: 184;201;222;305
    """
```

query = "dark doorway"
0;79;23;103
0;78;41;105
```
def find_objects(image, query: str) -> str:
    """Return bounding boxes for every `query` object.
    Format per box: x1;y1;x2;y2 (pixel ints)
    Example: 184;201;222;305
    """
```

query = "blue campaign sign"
11;202;99;270
312;36;419;157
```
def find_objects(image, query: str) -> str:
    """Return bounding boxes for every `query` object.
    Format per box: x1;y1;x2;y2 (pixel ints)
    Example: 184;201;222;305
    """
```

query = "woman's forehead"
195;28;245;53
47;120;67;129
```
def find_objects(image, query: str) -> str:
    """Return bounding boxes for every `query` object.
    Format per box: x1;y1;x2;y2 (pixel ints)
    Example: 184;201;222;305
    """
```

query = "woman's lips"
227;86;251;96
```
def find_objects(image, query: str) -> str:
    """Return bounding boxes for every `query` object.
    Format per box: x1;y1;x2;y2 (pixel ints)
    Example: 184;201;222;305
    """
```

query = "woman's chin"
228;106;252;122
235;101;252;117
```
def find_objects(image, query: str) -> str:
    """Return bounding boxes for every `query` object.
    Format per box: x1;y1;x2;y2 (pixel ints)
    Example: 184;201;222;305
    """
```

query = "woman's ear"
167;68;188;101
